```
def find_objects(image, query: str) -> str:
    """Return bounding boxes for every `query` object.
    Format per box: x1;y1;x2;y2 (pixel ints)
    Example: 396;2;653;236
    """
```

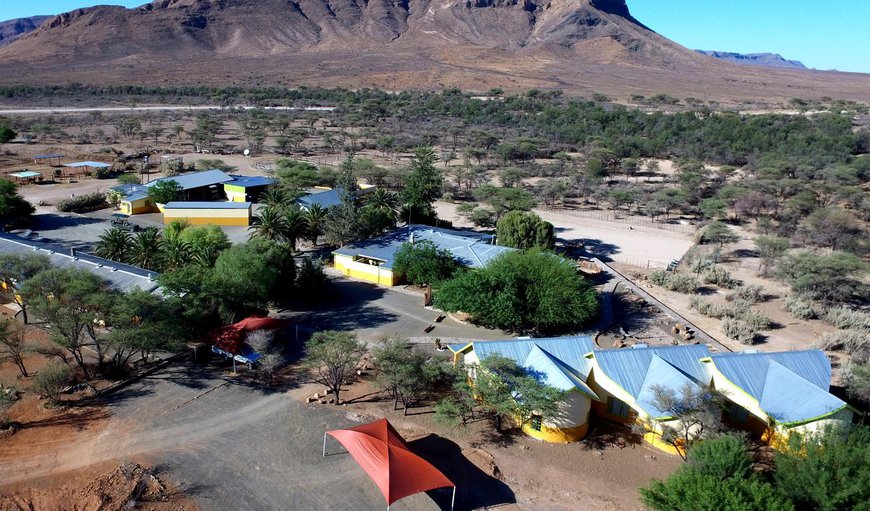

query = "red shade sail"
211;316;291;354
325;418;455;507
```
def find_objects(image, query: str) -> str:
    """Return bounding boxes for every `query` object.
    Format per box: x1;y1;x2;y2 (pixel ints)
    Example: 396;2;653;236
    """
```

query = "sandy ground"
435;201;695;269
295;373;681;511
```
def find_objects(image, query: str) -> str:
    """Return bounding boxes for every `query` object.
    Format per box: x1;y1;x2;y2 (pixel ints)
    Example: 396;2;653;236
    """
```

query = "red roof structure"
324;418;455;510
211;316;291;354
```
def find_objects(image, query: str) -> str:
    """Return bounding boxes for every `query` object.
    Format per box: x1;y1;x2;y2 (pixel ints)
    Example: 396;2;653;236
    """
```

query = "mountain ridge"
0;0;868;105
697;50;807;70
0;15;51;47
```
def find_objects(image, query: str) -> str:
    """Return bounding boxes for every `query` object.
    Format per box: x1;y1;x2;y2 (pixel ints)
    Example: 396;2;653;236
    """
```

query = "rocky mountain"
697;50;806;70
0;0;867;104
0;15;51;47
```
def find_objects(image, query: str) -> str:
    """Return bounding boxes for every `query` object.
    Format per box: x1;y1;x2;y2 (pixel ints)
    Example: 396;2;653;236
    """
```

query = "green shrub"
784;295;823;320
56;192;107;213
727;284;764;303
824;306;870;330
722;318;758;345
741;309;772;331
689;296;730;319
651;270;699;294
33;362;72;404
701;266;740;289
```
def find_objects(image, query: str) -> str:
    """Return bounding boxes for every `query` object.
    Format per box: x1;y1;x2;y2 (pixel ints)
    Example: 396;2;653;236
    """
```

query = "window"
607;397;630;418
530;415;543;432
727;403;750;423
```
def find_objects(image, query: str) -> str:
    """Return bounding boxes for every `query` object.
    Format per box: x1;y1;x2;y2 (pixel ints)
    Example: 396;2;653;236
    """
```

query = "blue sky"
2;0;869;73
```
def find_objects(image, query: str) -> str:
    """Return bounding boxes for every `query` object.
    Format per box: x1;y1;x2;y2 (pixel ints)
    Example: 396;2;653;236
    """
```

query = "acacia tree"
0;254;51;324
104;289;181;373
147;180;183;204
469;354;563;432
392;240;459;286
372;336;444;414
754;236;790;276
302;331;366;405
22;268;114;379
0;319;30;376
634;383;727;461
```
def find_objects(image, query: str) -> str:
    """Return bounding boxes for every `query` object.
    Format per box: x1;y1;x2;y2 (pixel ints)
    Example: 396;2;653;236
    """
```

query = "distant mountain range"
696;50;807;70
0;1;866;104
0;15;50;47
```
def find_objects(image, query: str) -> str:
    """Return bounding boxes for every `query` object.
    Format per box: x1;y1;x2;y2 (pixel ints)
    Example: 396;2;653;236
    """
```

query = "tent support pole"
322;432;327;457
451;486;456;511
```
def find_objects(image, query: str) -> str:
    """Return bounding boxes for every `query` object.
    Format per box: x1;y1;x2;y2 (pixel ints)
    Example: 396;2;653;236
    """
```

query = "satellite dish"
244;149;251;156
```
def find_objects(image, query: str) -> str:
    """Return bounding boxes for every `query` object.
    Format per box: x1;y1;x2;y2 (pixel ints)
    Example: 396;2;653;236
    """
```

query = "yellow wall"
333;254;396;286
225;190;248;202
163;207;251;226
523;421;589;443
120;197;157;215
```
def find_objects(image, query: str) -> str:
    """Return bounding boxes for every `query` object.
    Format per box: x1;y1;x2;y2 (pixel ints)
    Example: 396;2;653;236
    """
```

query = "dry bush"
651;270;700;294
701;266;740;289
726;284;764;303
722;318;758;345
825;307;870;331
784;295;823;320
819;329;869;358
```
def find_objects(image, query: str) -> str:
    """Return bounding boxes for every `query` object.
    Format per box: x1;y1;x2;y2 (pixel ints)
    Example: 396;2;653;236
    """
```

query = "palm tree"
129;228;163;271
94;227;132;263
283;205;308;252
249;206;290;243
367;188;401;223
303;203;327;246
192;245;219;267
162;236;192;271
261;186;289;209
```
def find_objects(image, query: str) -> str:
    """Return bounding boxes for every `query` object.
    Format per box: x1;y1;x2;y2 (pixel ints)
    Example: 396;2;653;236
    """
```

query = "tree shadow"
409;434;516;511
580;418;644;450
18;403;111;431
578;238;621;260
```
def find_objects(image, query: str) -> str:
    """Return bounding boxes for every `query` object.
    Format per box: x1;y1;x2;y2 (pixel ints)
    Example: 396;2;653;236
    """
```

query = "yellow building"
703;350;856;448
450;336;599;443
162;201;252;226
333;225;514;287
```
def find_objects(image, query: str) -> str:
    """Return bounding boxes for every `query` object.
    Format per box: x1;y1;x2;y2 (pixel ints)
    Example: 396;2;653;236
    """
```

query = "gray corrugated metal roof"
333;225;515;270
760;361;846;424
593;345;712;398
297;188;342;209
470;336;595;377
0;234;159;294
710;350;842;424
636;355;700;418
524;345;599;399
160;169;234;190
711;350;832;400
